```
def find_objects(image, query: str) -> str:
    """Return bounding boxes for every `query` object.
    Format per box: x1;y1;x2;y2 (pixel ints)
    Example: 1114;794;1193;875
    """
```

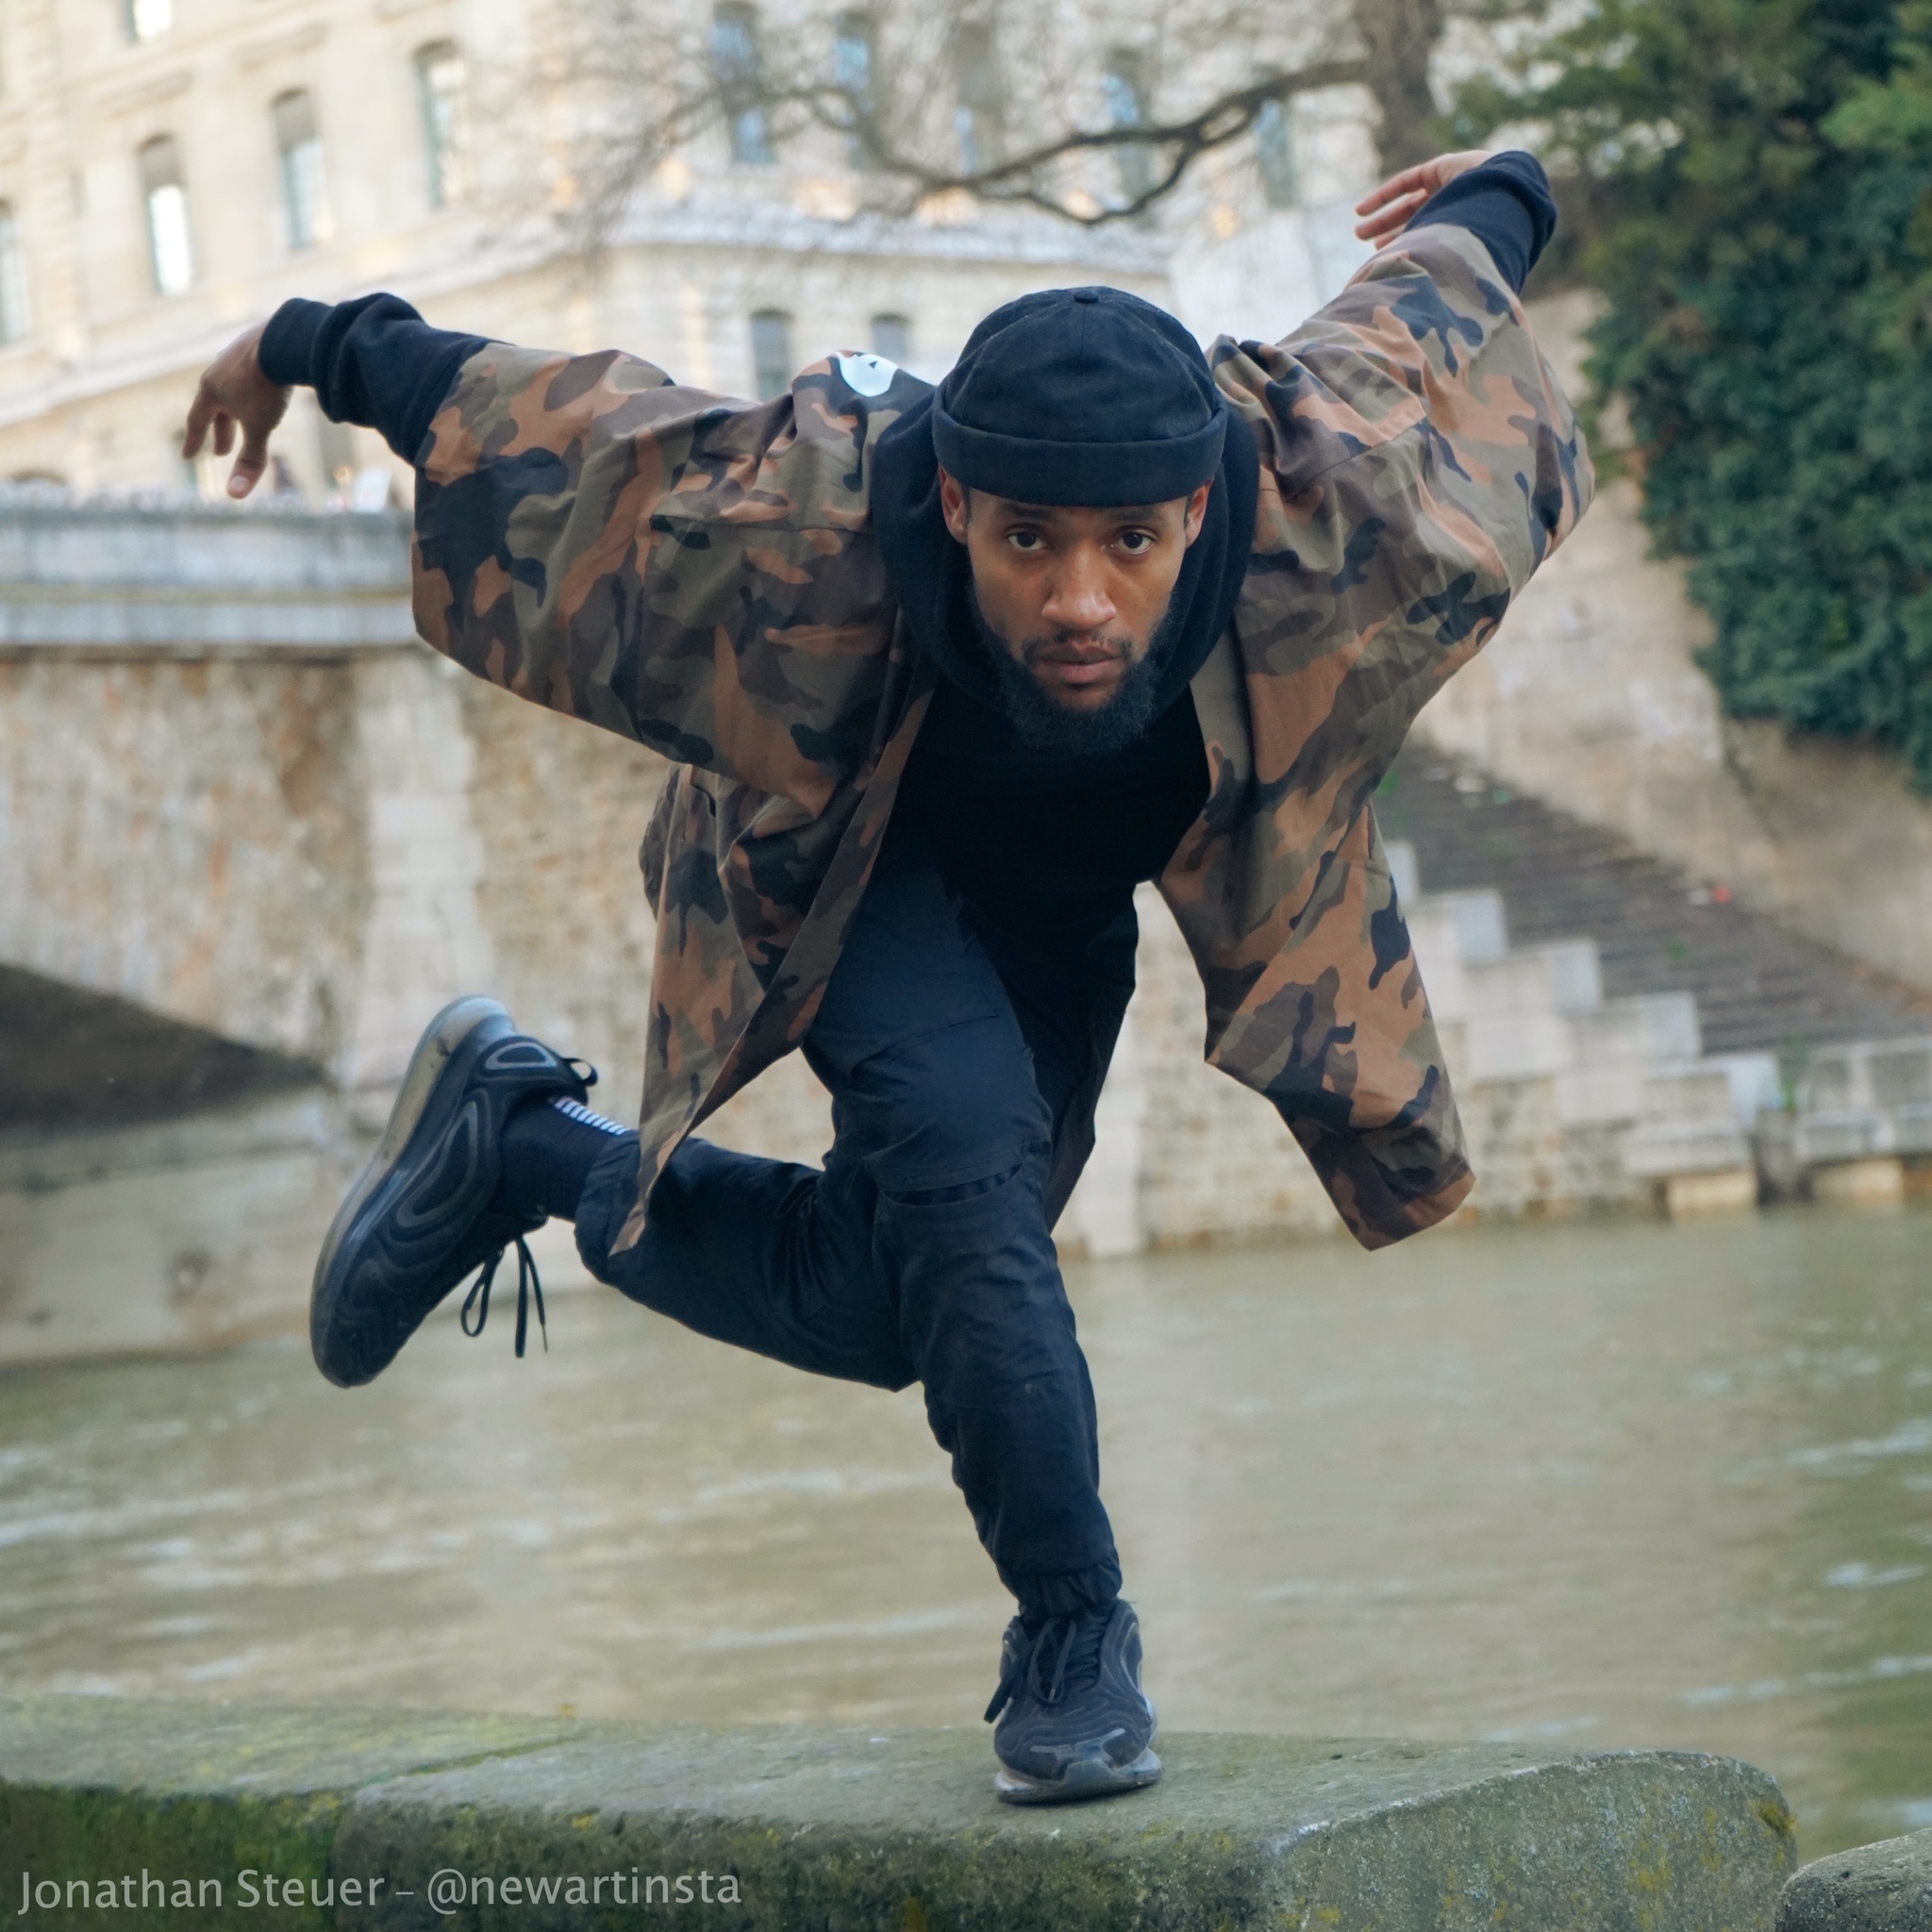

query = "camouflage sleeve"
409;346;907;810
1167;224;1593;1251
1217;224;1593;772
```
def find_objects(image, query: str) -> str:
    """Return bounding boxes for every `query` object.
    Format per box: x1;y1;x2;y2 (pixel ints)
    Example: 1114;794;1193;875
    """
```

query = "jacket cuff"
259;298;332;389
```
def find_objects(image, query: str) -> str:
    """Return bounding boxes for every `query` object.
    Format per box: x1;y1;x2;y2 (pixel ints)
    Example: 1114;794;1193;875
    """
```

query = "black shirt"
897;677;1212;942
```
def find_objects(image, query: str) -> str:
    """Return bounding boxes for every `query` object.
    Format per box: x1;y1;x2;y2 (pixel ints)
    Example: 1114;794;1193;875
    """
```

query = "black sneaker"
984;1599;1161;1805
310;996;589;1388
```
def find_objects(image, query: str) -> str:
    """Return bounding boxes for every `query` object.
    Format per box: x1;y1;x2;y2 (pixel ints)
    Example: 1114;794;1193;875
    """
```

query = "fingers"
1354;188;1432;242
1355;161;1437;219
228;419;272;499
181;325;290;499
181;381;216;460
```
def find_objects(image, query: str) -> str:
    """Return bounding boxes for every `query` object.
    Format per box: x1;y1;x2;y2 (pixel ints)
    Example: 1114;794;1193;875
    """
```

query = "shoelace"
454;1063;591;1362
983;1609;1108;1723
458;1234;547;1357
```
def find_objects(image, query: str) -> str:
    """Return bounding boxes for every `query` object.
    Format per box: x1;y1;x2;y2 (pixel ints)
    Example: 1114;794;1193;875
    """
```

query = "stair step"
1376;752;1932;1073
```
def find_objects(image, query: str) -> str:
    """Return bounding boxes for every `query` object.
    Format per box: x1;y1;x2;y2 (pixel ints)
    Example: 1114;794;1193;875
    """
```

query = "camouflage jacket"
411;225;1592;1254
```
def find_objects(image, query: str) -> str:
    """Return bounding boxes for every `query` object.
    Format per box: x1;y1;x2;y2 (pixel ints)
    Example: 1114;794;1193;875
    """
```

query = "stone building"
0;0;1378;496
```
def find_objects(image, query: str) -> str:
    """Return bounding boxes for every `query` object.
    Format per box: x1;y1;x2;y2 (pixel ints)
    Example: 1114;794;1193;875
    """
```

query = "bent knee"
859;1021;1050;1197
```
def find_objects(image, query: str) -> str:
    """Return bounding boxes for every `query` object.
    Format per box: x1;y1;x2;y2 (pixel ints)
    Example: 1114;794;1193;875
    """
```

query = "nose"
1041;545;1117;634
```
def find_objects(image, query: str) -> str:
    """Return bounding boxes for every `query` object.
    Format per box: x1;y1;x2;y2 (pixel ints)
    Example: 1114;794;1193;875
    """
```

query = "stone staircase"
1393;843;1778;1220
1378;751;1932;1219
1374;751;1932;1069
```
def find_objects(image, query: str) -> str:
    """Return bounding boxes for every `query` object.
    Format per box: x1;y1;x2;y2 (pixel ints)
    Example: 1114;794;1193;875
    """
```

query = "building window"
1102;53;1154;203
0;204;30;344
124;0;172;43
870;312;909;364
1255;100;1298;209
138;136;192;295
833;12;877;170
712;5;773;165
273;90;332;251
415;42;472;208
951;22;1001;175
749;308;792;400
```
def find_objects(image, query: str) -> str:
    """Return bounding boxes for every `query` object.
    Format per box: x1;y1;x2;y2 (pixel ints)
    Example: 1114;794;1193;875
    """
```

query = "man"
185;147;1590;1803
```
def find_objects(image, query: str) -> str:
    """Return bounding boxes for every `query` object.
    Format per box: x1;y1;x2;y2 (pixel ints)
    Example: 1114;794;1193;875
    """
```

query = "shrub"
1464;0;1932;785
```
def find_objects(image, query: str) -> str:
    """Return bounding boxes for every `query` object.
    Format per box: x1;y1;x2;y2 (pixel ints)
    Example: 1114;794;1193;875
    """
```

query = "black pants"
574;823;1133;1617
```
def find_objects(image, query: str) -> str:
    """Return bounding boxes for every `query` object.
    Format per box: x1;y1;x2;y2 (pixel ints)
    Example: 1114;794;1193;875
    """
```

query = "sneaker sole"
310;994;509;1388
993;1745;1162;1806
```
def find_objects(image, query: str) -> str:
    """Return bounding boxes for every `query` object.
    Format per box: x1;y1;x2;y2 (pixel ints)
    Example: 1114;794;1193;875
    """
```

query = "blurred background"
2;0;1931;1866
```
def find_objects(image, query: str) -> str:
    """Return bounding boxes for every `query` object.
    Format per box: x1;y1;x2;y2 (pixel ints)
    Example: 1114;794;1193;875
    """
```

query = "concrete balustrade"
0;494;418;655
1794;1038;1932;1205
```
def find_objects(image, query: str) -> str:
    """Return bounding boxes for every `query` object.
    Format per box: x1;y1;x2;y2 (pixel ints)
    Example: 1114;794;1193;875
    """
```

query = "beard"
968;588;1177;756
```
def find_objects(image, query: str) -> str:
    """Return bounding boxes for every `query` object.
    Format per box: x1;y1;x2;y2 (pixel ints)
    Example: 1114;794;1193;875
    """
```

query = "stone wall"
0;1097;341;1357
1058;891;1340;1258
0;653;369;1068
453;680;665;1128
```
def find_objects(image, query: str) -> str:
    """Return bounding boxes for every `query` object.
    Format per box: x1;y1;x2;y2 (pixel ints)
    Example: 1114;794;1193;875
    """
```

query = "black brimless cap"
930;285;1226;507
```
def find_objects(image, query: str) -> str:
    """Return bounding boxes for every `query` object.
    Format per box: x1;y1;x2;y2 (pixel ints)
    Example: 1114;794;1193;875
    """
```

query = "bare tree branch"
503;0;1525;261
797;58;1373;225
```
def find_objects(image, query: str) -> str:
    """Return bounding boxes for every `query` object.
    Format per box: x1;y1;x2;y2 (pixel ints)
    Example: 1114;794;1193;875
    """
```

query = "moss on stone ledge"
0;1698;1795;1931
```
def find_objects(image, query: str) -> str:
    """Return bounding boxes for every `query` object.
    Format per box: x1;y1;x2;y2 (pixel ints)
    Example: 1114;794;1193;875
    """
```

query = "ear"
1182;480;1212;546
939;467;971;544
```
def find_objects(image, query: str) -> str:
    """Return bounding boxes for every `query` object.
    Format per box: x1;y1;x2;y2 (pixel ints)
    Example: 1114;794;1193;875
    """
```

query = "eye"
1007;528;1044;552
1117;528;1157;555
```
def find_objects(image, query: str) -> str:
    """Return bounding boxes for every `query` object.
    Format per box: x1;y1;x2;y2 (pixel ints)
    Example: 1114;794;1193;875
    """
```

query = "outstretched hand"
1354;151;1493;247
182;324;290;500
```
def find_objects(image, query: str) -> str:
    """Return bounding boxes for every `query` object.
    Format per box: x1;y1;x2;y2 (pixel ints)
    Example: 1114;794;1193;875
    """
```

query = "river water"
3;1206;1929;1858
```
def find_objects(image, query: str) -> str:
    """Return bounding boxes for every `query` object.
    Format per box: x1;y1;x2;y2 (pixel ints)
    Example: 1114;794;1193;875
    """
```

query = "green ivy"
1460;0;1932;785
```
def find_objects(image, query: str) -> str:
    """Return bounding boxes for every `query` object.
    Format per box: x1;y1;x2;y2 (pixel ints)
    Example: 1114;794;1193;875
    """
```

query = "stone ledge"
0;1091;335;1191
0;591;418;655
1778;1827;1932;1931
0;1697;1795;1930
0;1701;578;1932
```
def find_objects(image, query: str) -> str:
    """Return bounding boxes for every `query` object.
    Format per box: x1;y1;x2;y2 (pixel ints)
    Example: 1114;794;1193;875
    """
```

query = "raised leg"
572;824;1124;1616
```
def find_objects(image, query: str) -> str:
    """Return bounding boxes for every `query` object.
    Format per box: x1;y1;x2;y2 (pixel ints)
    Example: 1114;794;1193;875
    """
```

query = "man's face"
940;472;1211;718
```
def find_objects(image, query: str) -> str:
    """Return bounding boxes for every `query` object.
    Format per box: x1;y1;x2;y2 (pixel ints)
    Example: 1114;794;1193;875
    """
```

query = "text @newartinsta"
17;1868;746;1912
